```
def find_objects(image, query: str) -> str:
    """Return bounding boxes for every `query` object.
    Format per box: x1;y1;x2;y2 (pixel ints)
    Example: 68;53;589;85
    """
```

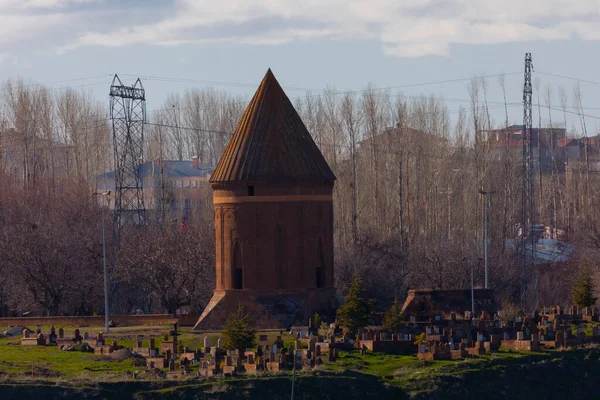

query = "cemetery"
3;300;600;398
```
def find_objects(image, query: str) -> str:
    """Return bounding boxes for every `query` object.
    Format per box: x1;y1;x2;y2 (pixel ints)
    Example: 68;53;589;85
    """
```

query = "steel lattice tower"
109;75;146;243
521;53;537;310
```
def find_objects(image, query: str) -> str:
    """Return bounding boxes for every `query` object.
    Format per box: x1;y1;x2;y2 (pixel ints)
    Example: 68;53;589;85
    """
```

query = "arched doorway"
316;238;325;288
275;226;286;289
233;242;243;289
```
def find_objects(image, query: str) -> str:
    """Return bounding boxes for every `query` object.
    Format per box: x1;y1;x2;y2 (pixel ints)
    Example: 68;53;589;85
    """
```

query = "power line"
536;71;600;86
121;71;523;98
9;100;600;143
0;75;113;94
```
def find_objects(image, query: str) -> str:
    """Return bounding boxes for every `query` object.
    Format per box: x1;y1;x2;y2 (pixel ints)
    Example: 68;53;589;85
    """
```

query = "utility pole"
462;257;482;315
94;191;111;333
478;188;496;288
398;159;404;249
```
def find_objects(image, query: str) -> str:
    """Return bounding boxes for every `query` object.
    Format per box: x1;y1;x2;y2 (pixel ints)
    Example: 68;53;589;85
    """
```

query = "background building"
96;157;214;223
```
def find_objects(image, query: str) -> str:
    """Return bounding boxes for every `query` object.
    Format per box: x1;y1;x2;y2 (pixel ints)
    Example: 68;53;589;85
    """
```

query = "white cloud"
3;0;600;58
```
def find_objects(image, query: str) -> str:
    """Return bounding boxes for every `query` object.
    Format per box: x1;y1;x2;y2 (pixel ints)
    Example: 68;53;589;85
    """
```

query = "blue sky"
1;0;600;133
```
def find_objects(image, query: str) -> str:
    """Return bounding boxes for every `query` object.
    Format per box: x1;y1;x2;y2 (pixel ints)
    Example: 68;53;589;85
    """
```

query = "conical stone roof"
210;69;336;183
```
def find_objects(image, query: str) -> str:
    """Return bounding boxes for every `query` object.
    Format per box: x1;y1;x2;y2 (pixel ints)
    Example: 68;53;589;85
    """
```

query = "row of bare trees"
0;174;215;316
0;79;112;190
1;75;599;316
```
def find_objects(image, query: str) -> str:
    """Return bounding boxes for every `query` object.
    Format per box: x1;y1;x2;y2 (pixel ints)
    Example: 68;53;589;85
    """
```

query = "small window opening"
248;185;254;196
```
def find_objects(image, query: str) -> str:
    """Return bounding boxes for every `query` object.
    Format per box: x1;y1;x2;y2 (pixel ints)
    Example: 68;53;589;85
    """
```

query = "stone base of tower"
192;288;338;331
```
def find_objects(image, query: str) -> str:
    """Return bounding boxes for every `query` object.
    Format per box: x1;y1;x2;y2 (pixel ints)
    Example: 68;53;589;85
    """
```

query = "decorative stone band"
213;194;333;204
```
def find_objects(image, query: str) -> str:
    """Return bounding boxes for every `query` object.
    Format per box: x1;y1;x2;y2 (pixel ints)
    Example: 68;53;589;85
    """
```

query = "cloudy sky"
1;0;599;131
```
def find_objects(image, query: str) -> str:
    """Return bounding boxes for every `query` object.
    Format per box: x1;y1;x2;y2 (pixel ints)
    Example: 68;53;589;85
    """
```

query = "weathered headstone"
37;332;46;345
49;326;56;344
58;328;64;339
217;338;223;349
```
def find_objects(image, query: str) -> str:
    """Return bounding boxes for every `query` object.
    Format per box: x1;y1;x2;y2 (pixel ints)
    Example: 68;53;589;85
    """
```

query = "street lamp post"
94;191;111;333
463;257;483;316
478;188;496;289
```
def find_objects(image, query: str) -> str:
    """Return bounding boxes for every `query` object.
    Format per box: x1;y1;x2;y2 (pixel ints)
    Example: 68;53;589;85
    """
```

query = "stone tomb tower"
193;69;337;330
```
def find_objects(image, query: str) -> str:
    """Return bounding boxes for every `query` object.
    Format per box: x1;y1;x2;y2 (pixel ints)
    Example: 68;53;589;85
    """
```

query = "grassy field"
2;324;600;399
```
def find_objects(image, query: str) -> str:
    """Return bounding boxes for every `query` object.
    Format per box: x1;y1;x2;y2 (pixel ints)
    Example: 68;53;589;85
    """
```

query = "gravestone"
137;335;143;348
37;332;46;345
83;332;89;340
328;350;334;362
23;329;29;338
58;328;64;339
49;326;57;344
217;338;223;349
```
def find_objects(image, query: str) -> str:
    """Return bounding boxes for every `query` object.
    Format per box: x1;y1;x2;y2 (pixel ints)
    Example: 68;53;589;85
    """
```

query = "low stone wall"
360;339;416;354
501;339;541;351
0;314;200;327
